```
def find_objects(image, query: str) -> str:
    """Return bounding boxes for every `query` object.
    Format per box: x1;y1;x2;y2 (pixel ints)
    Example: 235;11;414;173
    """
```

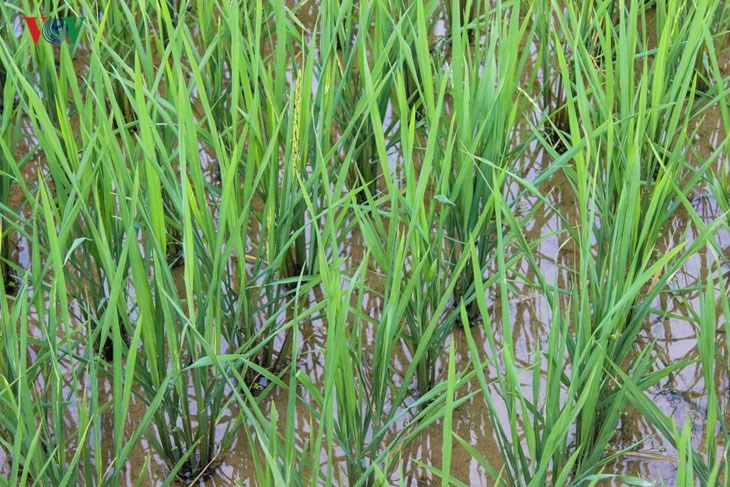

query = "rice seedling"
448;0;730;483
462;163;723;484
121;16;335;477
353;54;471;400
547;0;725;474
186;0;230;135
98;1;188;265
227;1;326;287
3;19;133;357
529;0;630;152
126;146;231;481
692;264;730;482
0;2;26;101
182;0;312;381
611;256;729;485
0;273;95;486
437;0;535;320
687;0;730;92
528;0;569;149
326;0;398;203
306;156;477;484
0;164;169;485
97;2;141;130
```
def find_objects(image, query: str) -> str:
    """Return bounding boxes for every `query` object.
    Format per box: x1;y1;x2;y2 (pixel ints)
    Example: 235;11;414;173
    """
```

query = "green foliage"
0;0;728;485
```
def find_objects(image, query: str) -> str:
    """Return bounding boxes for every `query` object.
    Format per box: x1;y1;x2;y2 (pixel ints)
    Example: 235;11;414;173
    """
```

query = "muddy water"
2;4;730;487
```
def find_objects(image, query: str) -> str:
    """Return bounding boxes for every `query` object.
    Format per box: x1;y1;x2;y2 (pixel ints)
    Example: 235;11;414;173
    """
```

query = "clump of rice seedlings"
102;3;143;129
153;0;186;50
184;1;300;377
93;6;186;268
128;169;240;481
622;0;721;180
0;174;162;486
126;61;184;268
0;199;79;486
527;0;568;149
123;45;296;479
462;174;722;485
457;0;729;482
329;0;399;204
314;250;383;485
16;32;137;359
438;0;534;320
319;0;356;56
221;298;325;485
9;8;243;477
305;189;424;485
71;73;136;357
2;41;83;285
342;77;388;205
66;156;130;360
683;0;730;92
287;87;451;480
612;259;729;484
690;265;730;481
279;67;316;282
36;48;61;128
234;3;322;285
510;0;727;479
531;0;630;152
462;237;577;484
0;277;90;486
396;124;453;399
187;0;232;133
354;60;466;400
0;9;19;113
531;0;571;153
395;1;444;123
556;0;717;215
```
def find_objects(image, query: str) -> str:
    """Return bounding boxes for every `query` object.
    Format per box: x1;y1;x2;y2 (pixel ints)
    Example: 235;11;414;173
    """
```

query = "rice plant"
355;56;475;399
688;0;730;92
310;161;475;484
327;0;400;204
438;0;535;320
529;0;630;151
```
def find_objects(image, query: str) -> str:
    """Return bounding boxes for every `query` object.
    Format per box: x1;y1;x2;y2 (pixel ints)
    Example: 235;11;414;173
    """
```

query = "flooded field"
0;0;729;485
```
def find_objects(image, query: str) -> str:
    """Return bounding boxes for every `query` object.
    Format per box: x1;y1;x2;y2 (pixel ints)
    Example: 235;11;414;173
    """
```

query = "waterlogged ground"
3;4;730;487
